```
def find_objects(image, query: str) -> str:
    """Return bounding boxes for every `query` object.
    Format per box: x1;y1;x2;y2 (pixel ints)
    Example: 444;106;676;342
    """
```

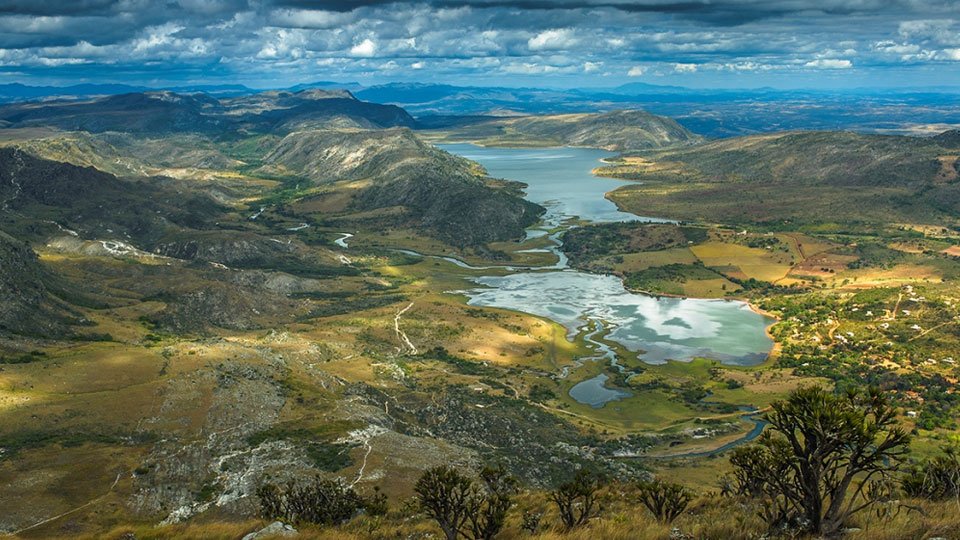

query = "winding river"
434;144;775;409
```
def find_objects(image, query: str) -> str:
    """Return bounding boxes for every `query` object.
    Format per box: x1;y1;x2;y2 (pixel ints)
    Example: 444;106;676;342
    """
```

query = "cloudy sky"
1;0;959;89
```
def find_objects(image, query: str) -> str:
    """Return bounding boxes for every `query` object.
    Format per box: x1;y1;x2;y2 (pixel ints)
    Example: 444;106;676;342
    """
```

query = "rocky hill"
0;89;415;135
0;230;84;338
0;147;221;244
428;109;701;151
261;128;544;246
601;130;960;225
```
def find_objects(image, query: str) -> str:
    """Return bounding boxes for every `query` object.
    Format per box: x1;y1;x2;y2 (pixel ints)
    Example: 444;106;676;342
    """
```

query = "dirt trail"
394;302;417;355
8;472;122;536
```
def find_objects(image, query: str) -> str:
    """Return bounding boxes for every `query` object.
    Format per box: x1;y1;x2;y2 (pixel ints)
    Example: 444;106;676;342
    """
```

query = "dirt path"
8;472;123;536
394;302;417;355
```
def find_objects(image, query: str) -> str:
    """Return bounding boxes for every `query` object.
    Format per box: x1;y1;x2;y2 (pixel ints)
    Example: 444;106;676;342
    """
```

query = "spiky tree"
730;386;910;537
415;466;477;540
636;479;692;524
551;469;603;530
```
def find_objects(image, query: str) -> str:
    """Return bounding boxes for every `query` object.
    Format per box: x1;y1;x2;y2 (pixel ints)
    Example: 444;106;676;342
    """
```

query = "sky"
0;0;959;90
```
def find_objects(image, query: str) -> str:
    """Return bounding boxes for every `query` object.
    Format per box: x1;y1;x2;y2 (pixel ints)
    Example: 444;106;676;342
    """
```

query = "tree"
727;445;772;498
902;440;960;501
636;479;691;523
551;469;603;530
466;466;518;540
415;465;518;540
255;476;366;525
729;386;910;537
415;466;476;540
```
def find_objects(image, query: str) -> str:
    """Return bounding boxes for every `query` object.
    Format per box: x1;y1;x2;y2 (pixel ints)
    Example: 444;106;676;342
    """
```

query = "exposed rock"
262;128;544;246
241;521;297;540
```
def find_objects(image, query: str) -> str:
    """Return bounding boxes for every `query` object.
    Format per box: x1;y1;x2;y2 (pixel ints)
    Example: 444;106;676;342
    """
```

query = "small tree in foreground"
636;479;691;523
551;469;603;530
415;466;475;540
256;476;367;525
414;465;517;540
467;466;518;540
730;386;910;537
902;440;960;502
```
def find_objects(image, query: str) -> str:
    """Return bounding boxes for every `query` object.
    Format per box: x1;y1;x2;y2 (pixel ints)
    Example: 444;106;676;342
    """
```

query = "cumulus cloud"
804;58;853;69
528;29;578;51
0;0;957;86
350;38;377;57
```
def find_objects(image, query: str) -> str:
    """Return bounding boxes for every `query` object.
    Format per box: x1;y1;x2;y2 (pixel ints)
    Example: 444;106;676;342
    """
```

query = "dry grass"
55;495;960;540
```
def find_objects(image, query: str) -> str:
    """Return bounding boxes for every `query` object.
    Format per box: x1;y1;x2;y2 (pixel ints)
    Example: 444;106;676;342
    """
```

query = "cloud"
350;38;377;57
269;9;352;29
528;29;577;51
0;0;957;87
804;58;853;69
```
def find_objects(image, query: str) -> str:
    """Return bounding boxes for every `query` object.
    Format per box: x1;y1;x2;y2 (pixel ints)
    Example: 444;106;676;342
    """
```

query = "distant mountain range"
0;89;415;134
4;81;957;137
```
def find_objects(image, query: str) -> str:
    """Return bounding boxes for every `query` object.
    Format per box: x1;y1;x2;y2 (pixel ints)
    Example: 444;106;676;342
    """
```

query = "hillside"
602;130;960;226
426;109;702;151
0;231;86;338
0;146;222;244
0;89;415;135
261;128;544;246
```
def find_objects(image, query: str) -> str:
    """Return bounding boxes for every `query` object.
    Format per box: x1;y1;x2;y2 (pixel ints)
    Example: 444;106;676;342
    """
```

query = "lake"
438;143;775;407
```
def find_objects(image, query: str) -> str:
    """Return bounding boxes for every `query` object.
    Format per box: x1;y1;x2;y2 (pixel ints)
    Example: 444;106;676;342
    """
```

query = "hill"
427;109;702;151
602;130;960;226
260;128;544;246
0;230;87;338
0;90;415;135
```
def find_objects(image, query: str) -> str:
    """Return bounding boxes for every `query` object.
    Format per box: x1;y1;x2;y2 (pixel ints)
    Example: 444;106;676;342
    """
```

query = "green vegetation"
730;386;909;537
425;109;702;151
603;131;960;228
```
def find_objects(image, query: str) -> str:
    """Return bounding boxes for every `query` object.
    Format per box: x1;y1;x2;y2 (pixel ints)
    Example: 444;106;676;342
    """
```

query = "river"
436;144;775;409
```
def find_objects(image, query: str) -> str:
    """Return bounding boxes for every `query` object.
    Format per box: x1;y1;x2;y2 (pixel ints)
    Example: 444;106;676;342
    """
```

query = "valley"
0;88;959;538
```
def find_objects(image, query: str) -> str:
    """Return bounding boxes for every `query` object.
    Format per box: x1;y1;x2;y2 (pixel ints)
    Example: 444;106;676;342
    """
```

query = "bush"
255;477;371;525
902;442;960;501
551;469;603;530
636;478;692;523
728;386;910;537
415;465;517;540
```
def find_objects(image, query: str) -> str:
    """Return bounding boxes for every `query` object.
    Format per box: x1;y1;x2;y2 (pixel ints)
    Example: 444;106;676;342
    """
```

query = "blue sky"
1;1;959;89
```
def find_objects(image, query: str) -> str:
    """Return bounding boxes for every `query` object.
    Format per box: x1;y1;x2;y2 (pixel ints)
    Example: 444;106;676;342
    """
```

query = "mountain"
933;129;960;148
601;130;960;226
260;128;544;246
0;146;220;244
0;92;225;134
0;83;151;102
222;89;416;131
0;230;87;338
0;89;415;134
430;109;702;151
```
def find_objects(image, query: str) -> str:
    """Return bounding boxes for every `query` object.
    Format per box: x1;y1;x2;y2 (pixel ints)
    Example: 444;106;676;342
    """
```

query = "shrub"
414;465;517;540
414;466;476;540
466;466;518;540
255;477;369;525
902;442;960;501
636;478;692;523
728;386;910;537
551;469;603;530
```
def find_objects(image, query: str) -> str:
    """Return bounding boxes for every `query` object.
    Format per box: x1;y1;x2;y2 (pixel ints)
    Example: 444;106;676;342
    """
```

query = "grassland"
4;124;960;537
